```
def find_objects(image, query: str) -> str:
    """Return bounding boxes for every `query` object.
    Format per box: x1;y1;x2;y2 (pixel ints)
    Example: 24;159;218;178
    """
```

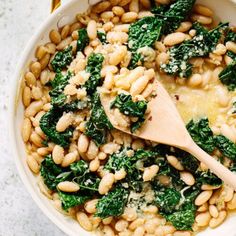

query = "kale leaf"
40;155;70;190
49;71;72;107
40;107;74;147
77;28;89;52
110;93;148;132
105;148;155;175
128;52;144;70
95;185;129;218
186;118;215;153
41;158;99;210
196;171;222;186
177;150;199;174
51;46;73;72
70;160;88;176
128;16;163;52
214;135;236;161
225;29;236;43
166;207;195;230
97;31;107;44
85;93;113;146
162;22;228;78
219;60;236;91
105;148;156;192
152;182;199;230
59;191;90;211
128;16;162;68
83;53;104;95
162;0;196;34
154;187;181;214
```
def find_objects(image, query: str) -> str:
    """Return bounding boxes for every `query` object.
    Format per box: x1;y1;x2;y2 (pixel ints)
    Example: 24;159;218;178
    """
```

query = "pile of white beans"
21;0;236;235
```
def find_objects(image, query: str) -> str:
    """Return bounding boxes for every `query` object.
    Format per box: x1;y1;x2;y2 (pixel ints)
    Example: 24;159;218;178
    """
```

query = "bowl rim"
8;0;236;235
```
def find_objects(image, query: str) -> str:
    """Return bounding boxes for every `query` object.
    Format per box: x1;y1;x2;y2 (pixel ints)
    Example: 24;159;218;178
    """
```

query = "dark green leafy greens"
196;171;222;186
128;52;144;70
95;186;129;218
40;155;70;190
225;29;236;43
128;16;162;68
51;46;73;72
40;107;74;147
128;16;163;52
154;187;181;214
97;31;106;44
220;29;236;87
110;93;148;132
40;158;100;210
59;191;91;211
85;93;113;146
166;205;196;230
77;28;89;52
83;53;104;95
49;71;72;107
105;148;155;174
161;0;196;34
219;60;236;91
152;181;199;230
187;118;215;153
214;135;236;161
162;22;228;78
105;148;156;192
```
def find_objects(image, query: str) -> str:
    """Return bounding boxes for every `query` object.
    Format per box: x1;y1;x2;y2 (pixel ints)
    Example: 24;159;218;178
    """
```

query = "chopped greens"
40;158;100;210
154;187;181;214
49;71;72;107
110;93;148;132
214;135;236;161
196;171;222;186
85;93;113;146
84;53;104;95
40;155;69;190
39;107;74;147
166;206;196;230
77;28;89;52
59;191;90;211
105;148;155;174
152;181;199;230
105;148;156;192
51;46;73;72
162;0;196;34
128;52;144;70
162;22;228;78
97;31;106;44
225;29;236;43
187;118;215;153
128;16;163;52
128;16;162;68
95;185;129;218
219;60;236;91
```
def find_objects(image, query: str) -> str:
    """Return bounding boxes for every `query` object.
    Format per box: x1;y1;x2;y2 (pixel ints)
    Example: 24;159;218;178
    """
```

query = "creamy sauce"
158;73;234;127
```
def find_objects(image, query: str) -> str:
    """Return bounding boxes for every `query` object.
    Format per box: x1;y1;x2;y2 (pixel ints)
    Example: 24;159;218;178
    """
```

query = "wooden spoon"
101;80;236;190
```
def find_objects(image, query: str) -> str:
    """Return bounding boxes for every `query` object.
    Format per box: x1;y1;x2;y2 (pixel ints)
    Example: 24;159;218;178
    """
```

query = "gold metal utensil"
51;0;61;12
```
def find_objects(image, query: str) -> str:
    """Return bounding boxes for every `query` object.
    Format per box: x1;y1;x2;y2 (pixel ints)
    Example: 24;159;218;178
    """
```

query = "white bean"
98;173;115;195
164;32;186;46
57;181;80;192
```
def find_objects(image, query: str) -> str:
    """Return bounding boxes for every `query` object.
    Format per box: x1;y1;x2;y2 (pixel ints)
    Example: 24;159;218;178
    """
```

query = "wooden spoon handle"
186;141;236;190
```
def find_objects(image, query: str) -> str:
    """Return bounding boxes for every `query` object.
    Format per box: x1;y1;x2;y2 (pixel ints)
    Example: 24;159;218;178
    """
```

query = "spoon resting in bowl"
101;79;236;190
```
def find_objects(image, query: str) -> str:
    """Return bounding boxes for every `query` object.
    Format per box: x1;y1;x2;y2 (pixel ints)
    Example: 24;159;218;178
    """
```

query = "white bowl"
9;0;236;235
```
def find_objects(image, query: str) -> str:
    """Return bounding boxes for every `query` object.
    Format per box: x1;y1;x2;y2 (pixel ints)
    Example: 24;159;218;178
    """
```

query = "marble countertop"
0;0;65;235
